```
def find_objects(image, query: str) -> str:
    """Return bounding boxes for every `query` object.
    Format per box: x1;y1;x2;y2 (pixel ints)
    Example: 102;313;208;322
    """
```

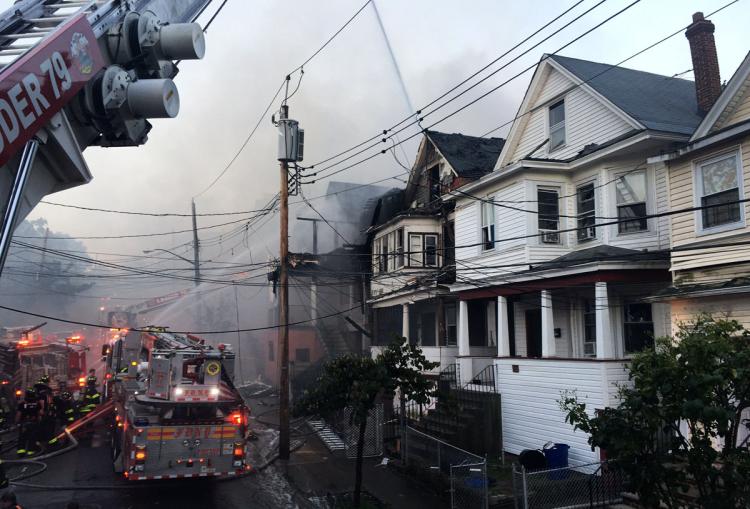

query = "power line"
37;201;275;218
192;0;372;198
303;0;596;171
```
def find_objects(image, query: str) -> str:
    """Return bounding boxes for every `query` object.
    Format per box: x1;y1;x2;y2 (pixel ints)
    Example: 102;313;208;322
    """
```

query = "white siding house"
447;54;704;464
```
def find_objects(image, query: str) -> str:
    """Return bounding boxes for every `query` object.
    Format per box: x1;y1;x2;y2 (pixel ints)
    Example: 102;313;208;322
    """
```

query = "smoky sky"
0;0;747;304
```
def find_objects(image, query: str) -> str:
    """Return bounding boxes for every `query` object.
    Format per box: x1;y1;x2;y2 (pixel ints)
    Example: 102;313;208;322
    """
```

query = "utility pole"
191;199;201;287
278;104;291;461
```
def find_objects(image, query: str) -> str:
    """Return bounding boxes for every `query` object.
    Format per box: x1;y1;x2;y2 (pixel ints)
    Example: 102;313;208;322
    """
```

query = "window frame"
480;198;496;252
537;186;561;244
582;299;596;358
576;182;597;242
407;232;440;268
623;302;655;355
395;228;404;269
548;99;566;152
693;149;745;235
615;170;649;235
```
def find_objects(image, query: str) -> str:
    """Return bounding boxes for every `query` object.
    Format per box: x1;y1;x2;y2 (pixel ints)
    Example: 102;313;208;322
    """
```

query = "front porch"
454;271;671;464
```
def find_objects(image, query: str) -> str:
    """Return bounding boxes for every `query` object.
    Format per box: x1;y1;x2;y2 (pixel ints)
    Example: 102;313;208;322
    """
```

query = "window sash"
549;101;565;150
583;300;596;357
702;188;741;228
537;189;560;231
701;154;739;196
481;199;495;251
409;234;423;267
577;183;596;241
616;171;647;205
395;228;404;268
623;303;654;354
425;234;438;266
617;202;648;233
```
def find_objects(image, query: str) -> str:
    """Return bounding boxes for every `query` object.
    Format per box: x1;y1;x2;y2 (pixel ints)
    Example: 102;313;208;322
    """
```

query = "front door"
525;309;542;358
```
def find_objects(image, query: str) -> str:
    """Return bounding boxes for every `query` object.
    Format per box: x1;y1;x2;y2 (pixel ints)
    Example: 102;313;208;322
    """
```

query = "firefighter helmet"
38;374;50;384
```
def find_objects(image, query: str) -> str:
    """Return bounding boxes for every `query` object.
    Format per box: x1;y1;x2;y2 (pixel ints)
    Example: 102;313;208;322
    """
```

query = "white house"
447;49;706;464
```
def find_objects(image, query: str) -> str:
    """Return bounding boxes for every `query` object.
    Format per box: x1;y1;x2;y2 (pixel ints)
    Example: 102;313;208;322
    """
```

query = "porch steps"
307;419;346;454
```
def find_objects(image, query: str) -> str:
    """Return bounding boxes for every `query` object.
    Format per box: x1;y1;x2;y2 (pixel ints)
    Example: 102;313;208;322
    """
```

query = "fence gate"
451;461;489;509
343;404;384;459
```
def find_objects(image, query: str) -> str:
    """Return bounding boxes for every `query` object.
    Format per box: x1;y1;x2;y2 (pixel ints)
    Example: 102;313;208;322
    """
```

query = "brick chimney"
685;12;722;114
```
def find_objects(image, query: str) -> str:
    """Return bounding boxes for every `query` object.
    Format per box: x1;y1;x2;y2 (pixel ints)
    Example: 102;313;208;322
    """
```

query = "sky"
2;0;750;302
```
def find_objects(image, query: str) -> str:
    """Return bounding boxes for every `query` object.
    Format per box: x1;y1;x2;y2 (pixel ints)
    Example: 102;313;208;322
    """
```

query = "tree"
560;316;750;508
294;338;438;507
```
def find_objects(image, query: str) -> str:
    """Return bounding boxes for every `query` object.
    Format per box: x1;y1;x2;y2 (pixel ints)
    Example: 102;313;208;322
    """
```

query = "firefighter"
79;376;100;417
33;375;51;402
0;396;10;431
15;389;40;457
57;391;76;425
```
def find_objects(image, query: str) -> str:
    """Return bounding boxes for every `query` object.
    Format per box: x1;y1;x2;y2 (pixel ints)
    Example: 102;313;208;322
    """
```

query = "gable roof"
691;51;750;141
425;131;505;180
548;55;703;135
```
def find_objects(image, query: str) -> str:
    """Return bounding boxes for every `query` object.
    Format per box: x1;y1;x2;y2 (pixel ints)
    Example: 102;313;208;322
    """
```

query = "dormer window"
548;100;566;151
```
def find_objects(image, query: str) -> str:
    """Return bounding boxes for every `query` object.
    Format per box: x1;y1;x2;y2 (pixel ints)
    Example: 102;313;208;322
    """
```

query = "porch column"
595;282;614;358
458;300;470;357
541;290;556;357
401;303;410;342
497;296;510;357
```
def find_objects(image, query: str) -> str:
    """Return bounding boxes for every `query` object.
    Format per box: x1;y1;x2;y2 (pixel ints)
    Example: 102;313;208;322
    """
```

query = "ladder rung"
25;16;70;24
46;2;90;6
0;31;53;39
0;49;31;56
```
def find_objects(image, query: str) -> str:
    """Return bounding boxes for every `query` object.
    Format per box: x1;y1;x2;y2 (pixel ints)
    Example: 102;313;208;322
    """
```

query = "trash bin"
543;443;569;479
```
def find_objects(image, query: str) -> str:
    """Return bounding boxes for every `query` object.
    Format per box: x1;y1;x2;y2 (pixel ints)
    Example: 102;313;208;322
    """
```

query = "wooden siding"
670;295;750;332
509;67;632;163
496;358;630;465
722;83;750;128
669;137;750;272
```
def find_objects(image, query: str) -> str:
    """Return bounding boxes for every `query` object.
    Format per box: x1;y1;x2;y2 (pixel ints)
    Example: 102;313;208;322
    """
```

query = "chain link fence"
403;426;488;509
512;460;625;509
341;405;383;459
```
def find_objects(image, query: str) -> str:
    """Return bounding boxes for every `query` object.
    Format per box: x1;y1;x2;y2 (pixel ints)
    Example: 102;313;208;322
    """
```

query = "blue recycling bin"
543;443;570;479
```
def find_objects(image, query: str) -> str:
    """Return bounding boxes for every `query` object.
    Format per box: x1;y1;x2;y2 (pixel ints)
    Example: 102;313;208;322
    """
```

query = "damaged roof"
549;54;704;135
426;130;505;179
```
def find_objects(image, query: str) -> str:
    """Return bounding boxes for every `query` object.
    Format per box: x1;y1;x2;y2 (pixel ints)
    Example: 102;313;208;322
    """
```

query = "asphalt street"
3;424;308;509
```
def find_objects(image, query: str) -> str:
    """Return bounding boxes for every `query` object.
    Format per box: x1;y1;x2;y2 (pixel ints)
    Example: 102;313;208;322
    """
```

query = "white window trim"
480;198;496;252
546;98;567;154
535;184;562;245
613;169;653;237
693;148;745;236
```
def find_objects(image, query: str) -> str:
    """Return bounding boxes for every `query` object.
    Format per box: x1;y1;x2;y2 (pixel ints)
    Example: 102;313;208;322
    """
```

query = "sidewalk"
285;434;449;508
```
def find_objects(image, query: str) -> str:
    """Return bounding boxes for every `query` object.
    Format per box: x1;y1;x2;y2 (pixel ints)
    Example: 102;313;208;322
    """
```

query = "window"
538;188;560;243
445;303;457;346
395;228;404;268
624;303;654;353
577;183;596;241
425;234;438;266
268;341;275;362
583;300;596;357
295;348;310;363
481;199;495;251
429;165;441;201
616;171;648;233
409;234;423;267
548;100;566;151
381;236;389;272
697;152;742;230
387;232;395;271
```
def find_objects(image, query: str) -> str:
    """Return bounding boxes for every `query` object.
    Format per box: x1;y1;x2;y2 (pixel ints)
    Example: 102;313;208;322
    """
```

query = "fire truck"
1;323;87;394
105;328;250;481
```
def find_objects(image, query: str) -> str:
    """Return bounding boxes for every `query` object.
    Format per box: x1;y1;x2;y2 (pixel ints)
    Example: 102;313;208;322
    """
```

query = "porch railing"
461;364;497;394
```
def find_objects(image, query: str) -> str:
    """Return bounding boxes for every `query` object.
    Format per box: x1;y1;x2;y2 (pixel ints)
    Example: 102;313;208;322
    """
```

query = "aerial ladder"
0;0;215;274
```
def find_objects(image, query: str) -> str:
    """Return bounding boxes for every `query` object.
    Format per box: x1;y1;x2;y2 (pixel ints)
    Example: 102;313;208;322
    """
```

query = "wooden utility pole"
191;199;201;287
278;104;291;460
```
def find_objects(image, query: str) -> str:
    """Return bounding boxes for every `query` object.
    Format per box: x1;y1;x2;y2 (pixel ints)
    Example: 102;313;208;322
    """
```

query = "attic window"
548;100;566;151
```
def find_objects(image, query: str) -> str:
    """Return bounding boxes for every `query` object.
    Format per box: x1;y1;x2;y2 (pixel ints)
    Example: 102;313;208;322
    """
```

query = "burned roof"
426;131;505;179
549;55;703;135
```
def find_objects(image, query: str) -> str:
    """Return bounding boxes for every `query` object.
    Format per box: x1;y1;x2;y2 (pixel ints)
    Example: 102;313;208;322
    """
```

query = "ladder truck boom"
0;0;214;274
104;328;250;480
